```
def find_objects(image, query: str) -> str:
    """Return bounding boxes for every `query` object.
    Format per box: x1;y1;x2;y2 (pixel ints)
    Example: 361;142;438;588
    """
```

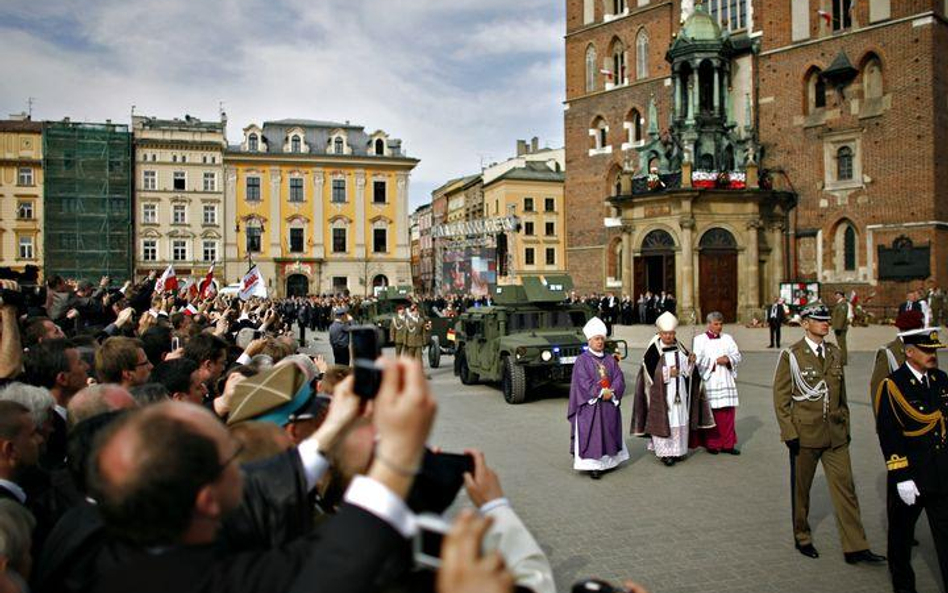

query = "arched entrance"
286;274;309;297
698;227;738;322
634;229;676;298
372;274;389;288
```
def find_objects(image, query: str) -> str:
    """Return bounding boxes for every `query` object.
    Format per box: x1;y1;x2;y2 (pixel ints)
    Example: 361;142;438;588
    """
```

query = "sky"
0;0;566;210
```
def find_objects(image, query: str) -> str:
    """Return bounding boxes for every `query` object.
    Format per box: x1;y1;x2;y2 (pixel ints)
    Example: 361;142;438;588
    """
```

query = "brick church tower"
564;0;948;317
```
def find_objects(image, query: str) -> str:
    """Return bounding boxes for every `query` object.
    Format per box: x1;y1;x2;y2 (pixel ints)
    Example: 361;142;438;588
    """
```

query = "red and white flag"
599;68;614;81
817;9;832;24
199;264;217;299
238;265;267;301
155;264;178;294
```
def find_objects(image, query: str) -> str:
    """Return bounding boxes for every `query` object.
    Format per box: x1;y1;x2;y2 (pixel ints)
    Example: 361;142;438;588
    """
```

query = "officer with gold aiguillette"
773;303;886;565
875;327;948;593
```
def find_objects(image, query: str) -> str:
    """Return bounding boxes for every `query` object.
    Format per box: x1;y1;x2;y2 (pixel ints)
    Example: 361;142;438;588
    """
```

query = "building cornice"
565;0;673;40
225;152;419;169
565;75;671;107
759;11;946;57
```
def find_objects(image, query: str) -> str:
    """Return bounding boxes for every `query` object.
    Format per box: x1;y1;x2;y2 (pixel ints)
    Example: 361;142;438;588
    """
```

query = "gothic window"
837;146;854;180
585;45;598;92
583;0;595;24
832;0;852;30
862;56;883;100
844;225;856;271
629;109;643;143
699;60;714;113
806;68;826;113
708;0;748;31
609;38;626;84
591;117;609;150
635;30;649;79
612;0;626;15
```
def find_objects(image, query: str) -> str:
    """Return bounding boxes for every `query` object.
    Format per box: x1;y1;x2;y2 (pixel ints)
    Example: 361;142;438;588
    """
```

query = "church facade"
564;0;948;320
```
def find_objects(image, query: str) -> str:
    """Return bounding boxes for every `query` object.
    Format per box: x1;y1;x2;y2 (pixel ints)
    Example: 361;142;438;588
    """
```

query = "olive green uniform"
404;314;426;360
773;338;871;553
390;314;407;357
870;338;905;414
831;300;850;365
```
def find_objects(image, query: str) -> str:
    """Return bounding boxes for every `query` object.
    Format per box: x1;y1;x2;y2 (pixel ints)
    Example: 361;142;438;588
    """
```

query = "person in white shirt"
693;312;743;455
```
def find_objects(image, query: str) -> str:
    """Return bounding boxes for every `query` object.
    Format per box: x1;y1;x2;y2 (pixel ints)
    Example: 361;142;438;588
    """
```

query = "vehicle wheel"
428;336;441;368
501;356;527;404
453;346;462;376
459;349;479;385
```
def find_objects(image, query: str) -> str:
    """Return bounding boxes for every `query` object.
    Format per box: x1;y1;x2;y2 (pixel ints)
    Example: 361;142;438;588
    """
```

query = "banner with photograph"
441;247;496;297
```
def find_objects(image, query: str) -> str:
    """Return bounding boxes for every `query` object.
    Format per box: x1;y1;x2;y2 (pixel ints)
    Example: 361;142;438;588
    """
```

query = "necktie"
816;344;824;363
922;374;930;390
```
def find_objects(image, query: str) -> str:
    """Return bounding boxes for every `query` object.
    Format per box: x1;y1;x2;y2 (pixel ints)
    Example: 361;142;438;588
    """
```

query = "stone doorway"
698;228;738;322
634;229;676;297
286;274;309;297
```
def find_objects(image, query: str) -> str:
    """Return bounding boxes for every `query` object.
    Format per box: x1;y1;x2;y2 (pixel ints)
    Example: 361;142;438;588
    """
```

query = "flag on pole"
199;264;216;299
599;68;614;81
816;9;832;25
155;264;178;294
238;265;267;301
176;277;194;299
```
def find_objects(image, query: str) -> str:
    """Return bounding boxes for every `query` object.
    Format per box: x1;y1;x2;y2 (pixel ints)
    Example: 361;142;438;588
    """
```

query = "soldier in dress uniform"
875;328;948;593
390;305;407;357
831;291;851;366
773;303;886;564
870;310;925;413
404;303;427;360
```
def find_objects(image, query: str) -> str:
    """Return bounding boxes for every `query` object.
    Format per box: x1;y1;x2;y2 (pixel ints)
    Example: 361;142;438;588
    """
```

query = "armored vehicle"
452;276;627;404
365;286;413;345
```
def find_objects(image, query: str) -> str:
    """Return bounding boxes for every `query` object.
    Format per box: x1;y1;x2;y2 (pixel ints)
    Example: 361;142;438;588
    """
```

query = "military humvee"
452;276;627;404
365;286;413;345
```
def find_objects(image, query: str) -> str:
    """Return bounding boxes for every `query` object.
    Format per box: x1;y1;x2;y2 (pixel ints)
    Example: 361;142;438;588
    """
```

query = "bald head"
67;384;137;428
90;402;242;546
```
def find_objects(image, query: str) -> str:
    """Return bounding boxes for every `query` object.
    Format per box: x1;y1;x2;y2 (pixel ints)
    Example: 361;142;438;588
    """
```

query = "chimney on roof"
531;136;539;153
516;139;527;156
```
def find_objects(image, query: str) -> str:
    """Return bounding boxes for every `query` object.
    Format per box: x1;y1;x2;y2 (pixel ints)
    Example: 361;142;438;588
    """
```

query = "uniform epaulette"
886;454;909;471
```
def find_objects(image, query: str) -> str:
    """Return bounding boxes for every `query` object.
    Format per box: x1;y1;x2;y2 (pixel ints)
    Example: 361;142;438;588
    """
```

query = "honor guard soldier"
404;303;426;360
390;305;408;357
773;303;885;564
870;310;925;414
875;328;948;593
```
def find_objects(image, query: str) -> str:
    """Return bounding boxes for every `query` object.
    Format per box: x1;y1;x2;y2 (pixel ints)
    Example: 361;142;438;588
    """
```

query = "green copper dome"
681;3;723;41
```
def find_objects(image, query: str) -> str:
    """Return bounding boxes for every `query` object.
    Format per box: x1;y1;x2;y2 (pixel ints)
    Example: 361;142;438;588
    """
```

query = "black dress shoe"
723;448;742;455
661;457;676;467
795;543;819;558
590;470;602;480
844;549;886;564
706;448;720;455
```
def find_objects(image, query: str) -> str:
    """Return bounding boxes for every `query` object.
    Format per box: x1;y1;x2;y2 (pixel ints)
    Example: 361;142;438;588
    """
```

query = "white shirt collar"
803;336;825;357
905;362;927;382
54;404;67;420
0;479;27;504
588;348;605;358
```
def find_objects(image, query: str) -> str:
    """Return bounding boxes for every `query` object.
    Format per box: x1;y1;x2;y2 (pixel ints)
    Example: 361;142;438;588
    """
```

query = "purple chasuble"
568;350;626;459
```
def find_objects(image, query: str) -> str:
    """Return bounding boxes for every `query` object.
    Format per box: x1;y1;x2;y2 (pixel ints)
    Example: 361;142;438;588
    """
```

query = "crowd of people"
0;272;664;593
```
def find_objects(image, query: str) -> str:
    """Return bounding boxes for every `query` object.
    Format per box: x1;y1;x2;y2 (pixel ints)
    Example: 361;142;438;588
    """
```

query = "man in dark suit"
899;290;924;316
82;358;435;593
0;400;40;504
875;328;948;593
766;296;787;348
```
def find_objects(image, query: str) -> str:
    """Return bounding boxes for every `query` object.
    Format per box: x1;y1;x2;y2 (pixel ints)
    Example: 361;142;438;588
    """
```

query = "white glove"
897;480;920;506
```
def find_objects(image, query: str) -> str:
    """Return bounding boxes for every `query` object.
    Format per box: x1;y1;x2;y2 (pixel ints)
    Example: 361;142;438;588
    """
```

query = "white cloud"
0;0;565;209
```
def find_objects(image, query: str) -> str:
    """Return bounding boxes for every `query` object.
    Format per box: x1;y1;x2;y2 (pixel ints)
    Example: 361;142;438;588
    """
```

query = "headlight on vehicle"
541;350;552;362
515;346;526;360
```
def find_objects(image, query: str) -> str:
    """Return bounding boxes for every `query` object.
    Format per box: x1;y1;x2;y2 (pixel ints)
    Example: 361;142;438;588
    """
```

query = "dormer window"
375;138;385;155
248;134;258;152
291;135;301;153
334;137;344;154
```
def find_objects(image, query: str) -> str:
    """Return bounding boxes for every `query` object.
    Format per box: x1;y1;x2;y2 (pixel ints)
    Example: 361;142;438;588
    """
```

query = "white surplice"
692;332;742;409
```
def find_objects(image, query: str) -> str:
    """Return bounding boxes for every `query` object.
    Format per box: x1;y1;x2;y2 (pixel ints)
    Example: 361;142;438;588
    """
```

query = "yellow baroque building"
224;119;419;297
0;118;43;275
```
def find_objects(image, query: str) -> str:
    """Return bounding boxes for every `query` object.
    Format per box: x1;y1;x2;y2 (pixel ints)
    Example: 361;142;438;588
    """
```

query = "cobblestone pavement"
299;329;943;593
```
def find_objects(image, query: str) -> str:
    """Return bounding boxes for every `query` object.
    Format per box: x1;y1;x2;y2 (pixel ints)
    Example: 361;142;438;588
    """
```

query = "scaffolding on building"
43;121;133;282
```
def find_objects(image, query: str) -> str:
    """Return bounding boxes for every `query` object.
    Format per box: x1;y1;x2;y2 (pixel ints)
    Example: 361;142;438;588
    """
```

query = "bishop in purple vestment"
568;317;629;479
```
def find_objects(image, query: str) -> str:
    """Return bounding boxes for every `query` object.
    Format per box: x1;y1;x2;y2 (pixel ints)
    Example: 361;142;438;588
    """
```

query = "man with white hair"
693;311;743;455
567;316;628;479
632;311;714;466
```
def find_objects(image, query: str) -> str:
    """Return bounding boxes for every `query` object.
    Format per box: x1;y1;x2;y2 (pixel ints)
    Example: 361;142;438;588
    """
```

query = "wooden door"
699;251;738;322
633;256;645;296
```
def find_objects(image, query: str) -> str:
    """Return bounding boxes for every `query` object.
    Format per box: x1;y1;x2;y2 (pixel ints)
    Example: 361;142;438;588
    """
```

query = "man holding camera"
773;303;885;564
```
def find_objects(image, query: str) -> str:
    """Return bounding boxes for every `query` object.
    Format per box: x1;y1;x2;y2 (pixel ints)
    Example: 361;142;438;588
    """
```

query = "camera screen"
350;326;381;361
419;528;443;558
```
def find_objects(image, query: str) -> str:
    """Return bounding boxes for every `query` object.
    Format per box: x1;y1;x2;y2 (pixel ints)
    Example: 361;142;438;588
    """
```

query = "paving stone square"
302;326;944;593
